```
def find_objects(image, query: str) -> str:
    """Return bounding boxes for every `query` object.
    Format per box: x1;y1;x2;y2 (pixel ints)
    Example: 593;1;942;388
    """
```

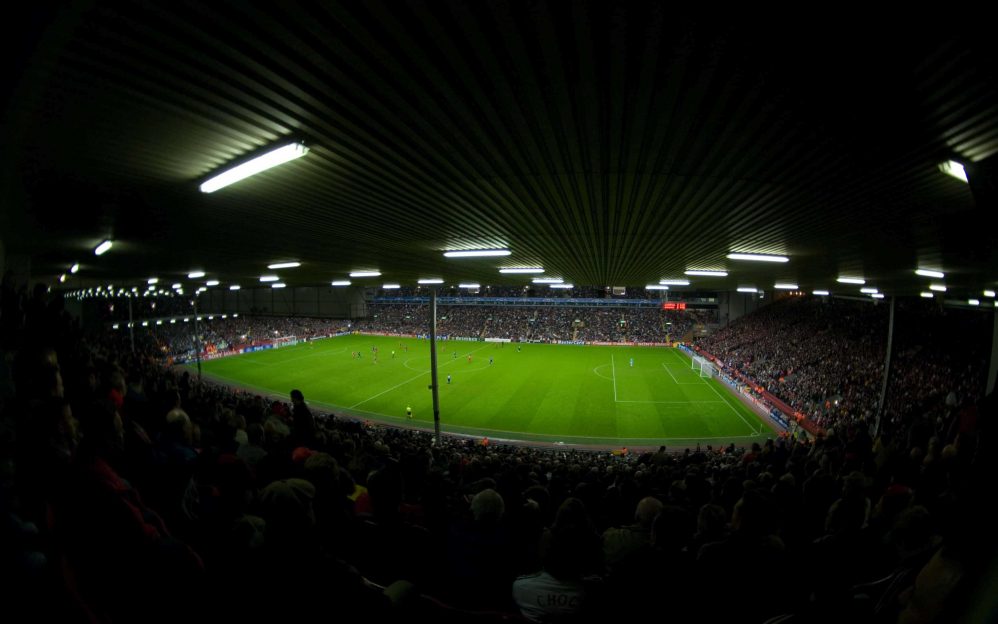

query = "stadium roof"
4;4;998;298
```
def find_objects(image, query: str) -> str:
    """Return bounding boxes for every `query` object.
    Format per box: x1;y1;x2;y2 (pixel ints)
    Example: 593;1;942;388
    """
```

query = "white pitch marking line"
661;361;680;383
349;344;488;409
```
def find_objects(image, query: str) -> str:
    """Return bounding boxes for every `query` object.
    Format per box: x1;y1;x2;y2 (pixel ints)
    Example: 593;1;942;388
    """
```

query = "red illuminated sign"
662;302;687;310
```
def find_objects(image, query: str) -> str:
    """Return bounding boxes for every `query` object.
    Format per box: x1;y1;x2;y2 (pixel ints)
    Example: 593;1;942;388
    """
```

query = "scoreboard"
662;302;686;310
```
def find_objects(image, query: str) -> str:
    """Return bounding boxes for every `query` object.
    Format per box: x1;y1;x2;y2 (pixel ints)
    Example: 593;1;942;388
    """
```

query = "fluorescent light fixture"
229;285;241;290
170;319;176;324
267;261;301;269
233;313;238;317
70;263;79;274
532;278;564;284
813;290;830;296
183;318;189;322
837;277;866;285
872;293;885;299
737;287;758;293
418;278;444;284
208;316;214;320
94;240;113;255
349;271;381;278
659;279;691;286
206;280;220;286
271;282;286;289
259;275;279;282
938;160;968;183
727;253;789;263
200;142;309;193
920;292;934;298
382;283;401;289
222;314;227;318
984;290;996;298
685;270;728;277
860;287;878;294
59;274;66;283
331;280;351;286
459;283;480;288
112;324;119;329
774;283;799;290
156;320;163;325
443;249;511;258
968;299;980;306
147;278;158;284
915;269;945;279
499;267;544;274
929;284;947;292
141;321;149;327
550;284;574;289
645;285;670;290
196;317;203;321
188;271;205;279
172;283;182;289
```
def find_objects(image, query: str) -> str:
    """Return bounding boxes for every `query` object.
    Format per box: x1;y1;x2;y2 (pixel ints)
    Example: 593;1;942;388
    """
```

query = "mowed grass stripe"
194;335;769;444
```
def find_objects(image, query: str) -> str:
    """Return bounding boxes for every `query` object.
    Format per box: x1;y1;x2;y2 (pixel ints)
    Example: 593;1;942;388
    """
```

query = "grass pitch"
194;335;772;447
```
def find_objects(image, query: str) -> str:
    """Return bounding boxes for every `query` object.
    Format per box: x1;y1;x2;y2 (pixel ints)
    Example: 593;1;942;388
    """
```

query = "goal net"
691;355;718;378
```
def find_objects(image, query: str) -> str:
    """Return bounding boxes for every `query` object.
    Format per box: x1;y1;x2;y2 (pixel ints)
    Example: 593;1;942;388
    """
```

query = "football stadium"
3;4;998;623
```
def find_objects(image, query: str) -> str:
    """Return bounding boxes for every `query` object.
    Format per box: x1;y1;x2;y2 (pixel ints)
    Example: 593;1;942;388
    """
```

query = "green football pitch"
193;335;773;447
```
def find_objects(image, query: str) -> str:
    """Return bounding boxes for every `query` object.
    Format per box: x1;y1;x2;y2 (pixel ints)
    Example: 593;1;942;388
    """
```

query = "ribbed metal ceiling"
4;4;997;297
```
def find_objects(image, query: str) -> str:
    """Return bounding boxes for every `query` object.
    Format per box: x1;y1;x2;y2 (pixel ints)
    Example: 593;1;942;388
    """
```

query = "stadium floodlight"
837;277;865;285
156;320;163;325
984;290;996;298
872;293;885;299
659;279;690;286
94;240;113;255
684;270;728;277
188;271;206;279
418;278;444;284
915;268;945;279
267;261;301;269
458;283;480;288
645;285;670;290
860;287;878;294
59;274;66;283
183;318;190;322
727;253;789;263
70;263;79;274
259;275;279;282
813;290;830;296
331;280;351;286
147;277;158;284
920;292;934;298
929;284;947;292
112;324;119;329
443;249;511;258
737;287;757;293
229;285;241;290
206;280;220;286
222;314;227;318
549;283;574;289
968;298;980;306
271;282;286;289
349;271;381;278
499;267;544;274
196;287;208;293
774;283;799;290
382;283;401;289
141;321;149;327
532;278;564;284
233;313;239;317
170;319;176;324
207;316;214;320
938;160;968;183
200;142;309;193
172;283;182;289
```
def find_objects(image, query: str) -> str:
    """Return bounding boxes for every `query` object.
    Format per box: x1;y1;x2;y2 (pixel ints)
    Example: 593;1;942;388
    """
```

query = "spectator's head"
697;503;729;541
259;478;316;547
165;408;193;446
732;490;773;537
634;496;663;528
14;347;63;400
470;488;504;524
290;389;304;405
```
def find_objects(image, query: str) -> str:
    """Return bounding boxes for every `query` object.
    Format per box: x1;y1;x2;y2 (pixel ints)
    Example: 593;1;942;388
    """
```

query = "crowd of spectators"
1;277;994;623
135;316;346;359
354;303;713;343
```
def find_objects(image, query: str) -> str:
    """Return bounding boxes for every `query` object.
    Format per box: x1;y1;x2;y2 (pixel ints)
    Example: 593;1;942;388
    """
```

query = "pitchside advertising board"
662;302;686;310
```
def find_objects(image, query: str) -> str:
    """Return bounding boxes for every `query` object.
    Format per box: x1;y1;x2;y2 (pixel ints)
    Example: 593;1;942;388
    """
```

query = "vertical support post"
430;289;441;445
875;295;896;437
193;298;202;381
127;296;135;354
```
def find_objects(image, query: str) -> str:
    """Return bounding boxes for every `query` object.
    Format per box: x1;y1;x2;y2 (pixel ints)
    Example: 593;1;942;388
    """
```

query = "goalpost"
691;354;717;378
